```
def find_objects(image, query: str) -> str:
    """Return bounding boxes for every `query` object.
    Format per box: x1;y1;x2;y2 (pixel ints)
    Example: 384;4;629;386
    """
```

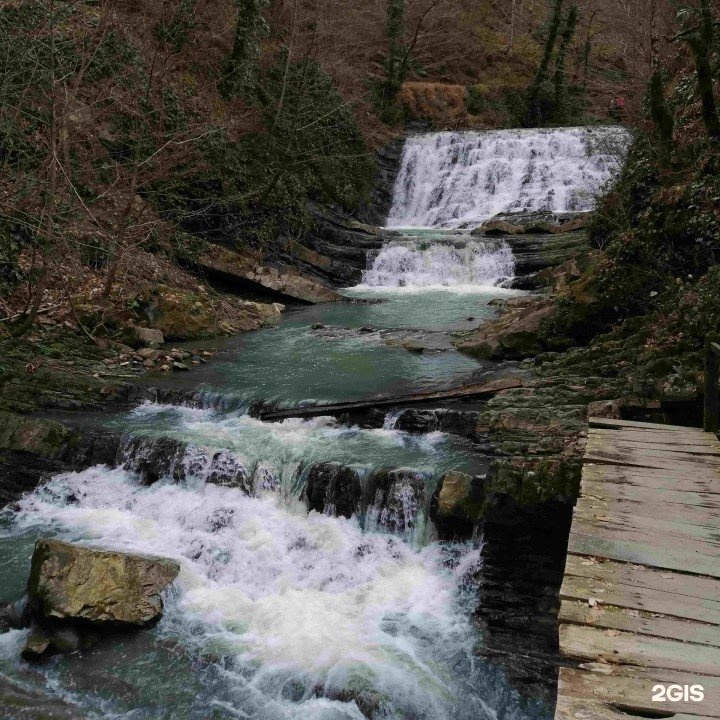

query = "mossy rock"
28;538;180;627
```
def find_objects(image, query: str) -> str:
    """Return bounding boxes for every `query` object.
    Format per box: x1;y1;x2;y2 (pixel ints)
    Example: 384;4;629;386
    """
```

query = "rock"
524;220;558;234
198;246;342;304
436;471;486;524
135;327;164;346
473;220;524;236
311;323;326;330
393;409;439;434
137;348;159;361
205;451;253;494
122;436;187;484
172;362;190;371
21;625;82;660
21;627;52;660
305;463;363;518
453;296;554;361
587;399;622;419
0;599;28;632
27;538;180;627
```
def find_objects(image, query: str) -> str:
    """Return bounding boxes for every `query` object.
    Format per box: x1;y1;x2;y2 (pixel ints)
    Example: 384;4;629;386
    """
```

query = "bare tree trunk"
102;161;139;299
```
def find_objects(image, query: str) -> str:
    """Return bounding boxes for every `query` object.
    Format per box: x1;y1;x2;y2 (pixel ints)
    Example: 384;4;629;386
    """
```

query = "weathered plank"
560;574;720;625
563;556;720;603
591;428;720;448
558;667;720;718
556;695;717;720
568;532;720;578
559;600;720;646
582;465;720;495
559;624;720;675
589;417;698;431
571;517;720;554
573;506;720;544
584;450;720;473
576;494;720;529
581;479;720;509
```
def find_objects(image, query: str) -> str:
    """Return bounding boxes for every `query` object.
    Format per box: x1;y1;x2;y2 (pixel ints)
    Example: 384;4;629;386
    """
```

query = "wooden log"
259;375;522;421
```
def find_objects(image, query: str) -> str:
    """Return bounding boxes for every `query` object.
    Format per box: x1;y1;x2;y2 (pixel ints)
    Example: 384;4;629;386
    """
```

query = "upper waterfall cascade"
387;126;631;228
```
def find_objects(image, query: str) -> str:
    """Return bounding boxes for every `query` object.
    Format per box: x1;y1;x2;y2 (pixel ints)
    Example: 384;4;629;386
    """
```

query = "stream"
0;127;630;720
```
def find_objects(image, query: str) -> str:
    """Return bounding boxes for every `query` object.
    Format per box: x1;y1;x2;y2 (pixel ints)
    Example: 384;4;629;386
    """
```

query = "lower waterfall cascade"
387;126;631;229
360;237;516;289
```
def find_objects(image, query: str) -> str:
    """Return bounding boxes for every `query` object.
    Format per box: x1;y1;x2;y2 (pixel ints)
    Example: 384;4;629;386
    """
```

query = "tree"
649;0;674;164
553;5;579;122
671;0;720;140
377;0;443;123
219;0;270;99
527;0;565;126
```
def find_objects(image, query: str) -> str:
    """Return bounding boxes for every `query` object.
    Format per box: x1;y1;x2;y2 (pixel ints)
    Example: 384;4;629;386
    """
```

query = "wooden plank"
584;450;720;473
557;667;720;718
556;695;717;720
559;624;720;675
581;480;720;509
567;532;720;579
573;506;720;544
577;493;720;528
560;574;720;625
589;436;720;453
260;375;523;420
559;600;720;646
591;429;720;448
582;472;720;494
590;448;720;466
589;418;701;431
563;556;720;603
587;438;720;457
571;517;720;555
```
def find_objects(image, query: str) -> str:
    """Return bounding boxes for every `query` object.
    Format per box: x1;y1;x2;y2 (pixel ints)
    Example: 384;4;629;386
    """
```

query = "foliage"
0;218;29;296
154;58;374;248
219;0;270;99
155;0;197;53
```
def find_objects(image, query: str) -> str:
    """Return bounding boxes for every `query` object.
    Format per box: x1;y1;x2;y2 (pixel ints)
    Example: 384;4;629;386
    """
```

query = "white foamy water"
360;239;515;289
387;126;631;228
11;467;488;720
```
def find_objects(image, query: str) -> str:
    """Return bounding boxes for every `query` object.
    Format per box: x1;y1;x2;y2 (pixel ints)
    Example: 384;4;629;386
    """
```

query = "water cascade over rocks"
0;126;632;720
387;126;631;228
361;238;515;289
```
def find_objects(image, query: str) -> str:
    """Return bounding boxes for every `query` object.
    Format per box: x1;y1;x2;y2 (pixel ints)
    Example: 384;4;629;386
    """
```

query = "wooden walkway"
555;417;720;720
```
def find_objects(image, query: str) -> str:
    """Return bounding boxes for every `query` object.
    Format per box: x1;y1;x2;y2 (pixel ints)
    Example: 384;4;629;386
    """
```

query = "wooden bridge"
554;417;720;719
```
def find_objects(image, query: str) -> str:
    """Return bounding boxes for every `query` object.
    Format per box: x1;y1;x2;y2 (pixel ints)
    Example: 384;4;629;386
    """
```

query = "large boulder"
435;471;486;525
27;539;179;627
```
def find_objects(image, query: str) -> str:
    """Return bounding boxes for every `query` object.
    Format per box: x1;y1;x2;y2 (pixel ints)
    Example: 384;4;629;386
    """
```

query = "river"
0;127;630;720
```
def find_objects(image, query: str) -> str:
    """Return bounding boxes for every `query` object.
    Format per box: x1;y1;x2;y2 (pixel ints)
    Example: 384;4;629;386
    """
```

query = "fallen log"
260;376;522;421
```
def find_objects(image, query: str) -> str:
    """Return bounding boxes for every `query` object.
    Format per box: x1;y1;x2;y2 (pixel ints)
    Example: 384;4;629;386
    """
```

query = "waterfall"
361;238;515;288
387;126;631;228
